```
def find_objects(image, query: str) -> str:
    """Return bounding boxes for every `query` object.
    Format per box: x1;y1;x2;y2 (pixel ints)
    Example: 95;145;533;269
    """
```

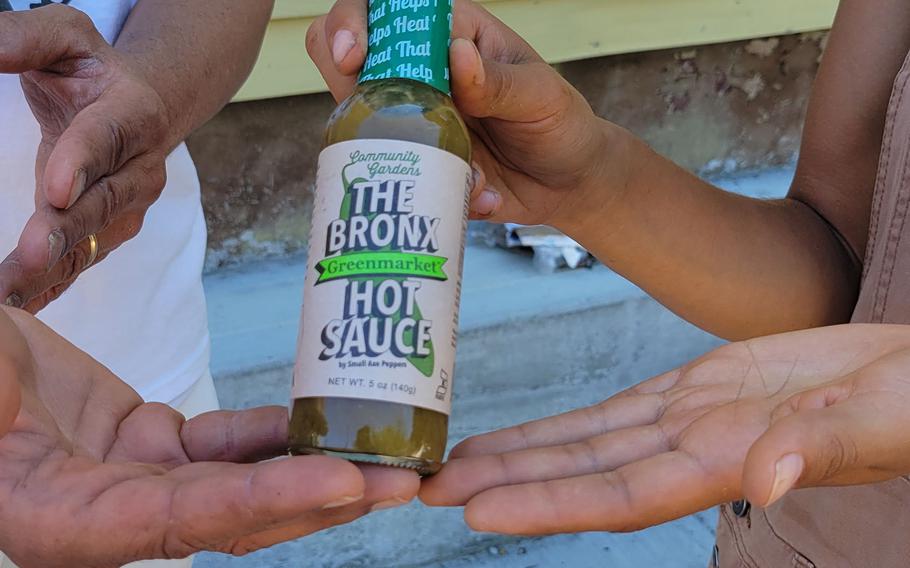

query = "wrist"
121;53;187;151
549;119;644;246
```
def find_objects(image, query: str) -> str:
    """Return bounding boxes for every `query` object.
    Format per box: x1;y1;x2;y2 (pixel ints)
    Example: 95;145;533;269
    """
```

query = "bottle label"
293;139;471;416
360;0;453;95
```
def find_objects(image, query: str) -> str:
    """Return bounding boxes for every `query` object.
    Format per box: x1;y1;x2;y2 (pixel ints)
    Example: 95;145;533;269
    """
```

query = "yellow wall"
235;0;838;102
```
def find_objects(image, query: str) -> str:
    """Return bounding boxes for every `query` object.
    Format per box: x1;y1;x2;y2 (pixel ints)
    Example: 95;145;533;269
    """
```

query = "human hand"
0;306;418;567
420;325;910;535
308;0;624;228
0;5;177;313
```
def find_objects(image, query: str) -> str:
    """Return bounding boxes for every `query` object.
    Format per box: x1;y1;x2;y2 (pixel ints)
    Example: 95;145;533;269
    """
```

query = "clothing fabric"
0;373;221;568
714;48;910;568
0;0;211;404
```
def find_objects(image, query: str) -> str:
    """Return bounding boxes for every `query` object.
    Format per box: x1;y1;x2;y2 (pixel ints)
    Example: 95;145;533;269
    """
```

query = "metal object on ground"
501;223;594;273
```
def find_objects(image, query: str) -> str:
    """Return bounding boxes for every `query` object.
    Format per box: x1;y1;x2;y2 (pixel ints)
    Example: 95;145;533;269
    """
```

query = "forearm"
559;123;861;341
115;0;275;150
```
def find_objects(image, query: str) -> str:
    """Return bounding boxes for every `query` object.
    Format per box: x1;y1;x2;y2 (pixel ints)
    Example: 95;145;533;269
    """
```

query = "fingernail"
472;188;501;217
454;38;485;86
766;453;804;506
322;494;363;510
3;294;22;308
67;169;87;209
370;497;410;513
47;229;66;271
332;30;357;67
471;166;482;189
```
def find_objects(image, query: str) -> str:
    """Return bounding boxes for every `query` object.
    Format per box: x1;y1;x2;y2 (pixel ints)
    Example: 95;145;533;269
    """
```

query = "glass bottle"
289;0;471;475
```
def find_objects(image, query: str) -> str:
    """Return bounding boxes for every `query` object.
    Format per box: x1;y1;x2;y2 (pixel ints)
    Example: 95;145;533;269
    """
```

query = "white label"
292;139;471;415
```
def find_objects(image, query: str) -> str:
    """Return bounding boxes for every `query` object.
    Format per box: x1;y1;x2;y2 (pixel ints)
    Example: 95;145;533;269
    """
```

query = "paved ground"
195;168;792;567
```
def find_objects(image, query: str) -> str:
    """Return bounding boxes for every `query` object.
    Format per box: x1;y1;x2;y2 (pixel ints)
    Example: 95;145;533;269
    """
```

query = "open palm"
421;325;910;535
0;307;417;568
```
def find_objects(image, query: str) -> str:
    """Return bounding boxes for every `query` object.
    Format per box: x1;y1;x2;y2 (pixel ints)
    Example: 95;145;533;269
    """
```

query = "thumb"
39;94;160;211
0;354;22;439
742;382;903;508
450;38;573;123
323;0;368;76
306;0;366;104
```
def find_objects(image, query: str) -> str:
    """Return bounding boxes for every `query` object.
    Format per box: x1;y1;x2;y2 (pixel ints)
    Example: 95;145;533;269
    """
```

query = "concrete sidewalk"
195;168;792;567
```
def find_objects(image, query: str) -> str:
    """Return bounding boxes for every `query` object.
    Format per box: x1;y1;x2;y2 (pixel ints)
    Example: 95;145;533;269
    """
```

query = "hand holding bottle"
311;0;872;342
309;0;623;230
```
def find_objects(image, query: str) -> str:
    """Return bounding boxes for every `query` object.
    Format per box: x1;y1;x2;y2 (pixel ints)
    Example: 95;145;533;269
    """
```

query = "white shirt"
0;0;211;404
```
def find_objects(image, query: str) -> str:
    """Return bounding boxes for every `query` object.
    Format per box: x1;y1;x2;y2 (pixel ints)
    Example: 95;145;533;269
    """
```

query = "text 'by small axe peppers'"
289;0;471;475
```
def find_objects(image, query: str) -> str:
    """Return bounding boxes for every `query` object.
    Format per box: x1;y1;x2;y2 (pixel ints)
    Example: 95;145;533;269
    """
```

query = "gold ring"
85;234;99;269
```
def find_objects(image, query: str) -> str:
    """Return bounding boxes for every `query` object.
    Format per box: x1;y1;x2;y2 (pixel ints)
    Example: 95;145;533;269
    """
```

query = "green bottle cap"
360;0;453;95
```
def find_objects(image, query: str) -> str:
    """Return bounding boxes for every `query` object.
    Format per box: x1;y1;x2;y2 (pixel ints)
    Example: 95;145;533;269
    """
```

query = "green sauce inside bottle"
289;0;470;475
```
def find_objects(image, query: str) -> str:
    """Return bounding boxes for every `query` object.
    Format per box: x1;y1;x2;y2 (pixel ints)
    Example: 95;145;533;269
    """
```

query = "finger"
0;235;101;312
468;162;502;218
463;450;726;535
323;0;368;76
22;284;75;315
311;0;541;102
33;140;54;207
8;458;363;563
14;154;161;275
0;5;102;73
39;97;167;210
317;0;540;67
100;403;188;466
1;229;113;313
450;38;572;123
742;364;910;508
9;212;144;313
180;406;290;464
97;456;366;559
231;464;419;554
357;464;420;511
469;162;486;201
448;391;666;459
422;424;670;507
307;16;359;102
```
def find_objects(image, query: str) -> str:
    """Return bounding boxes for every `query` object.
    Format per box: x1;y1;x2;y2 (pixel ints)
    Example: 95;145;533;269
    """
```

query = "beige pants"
0;374;221;568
